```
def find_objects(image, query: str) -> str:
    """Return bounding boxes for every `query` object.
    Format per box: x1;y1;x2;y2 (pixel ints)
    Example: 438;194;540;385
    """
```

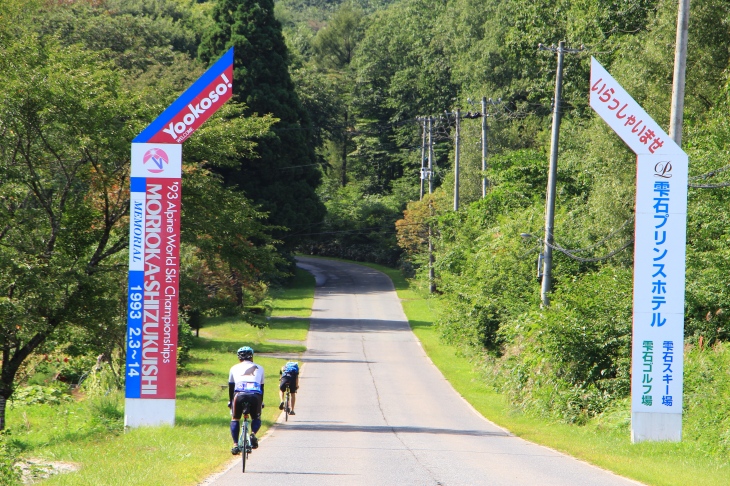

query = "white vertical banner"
125;49;234;428
125;143;182;428
590;57;688;442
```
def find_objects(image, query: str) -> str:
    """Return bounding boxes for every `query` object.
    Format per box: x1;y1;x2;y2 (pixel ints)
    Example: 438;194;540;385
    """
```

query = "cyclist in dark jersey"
228;346;264;454
278;361;299;415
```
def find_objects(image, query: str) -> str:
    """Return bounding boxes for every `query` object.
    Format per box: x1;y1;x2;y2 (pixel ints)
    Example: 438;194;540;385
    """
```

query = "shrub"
177;320;195;372
80;362;122;397
495;266;633;423
0;430;20;485
9;385;71;408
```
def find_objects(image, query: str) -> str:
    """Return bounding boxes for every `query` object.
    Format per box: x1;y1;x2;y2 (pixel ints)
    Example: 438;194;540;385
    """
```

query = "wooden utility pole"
428;116;435;293
420;118;426;200
428;117;434;194
481;97;488;198
541;41;566;308
669;0;690;146
341;111;348;187
453;108;460;211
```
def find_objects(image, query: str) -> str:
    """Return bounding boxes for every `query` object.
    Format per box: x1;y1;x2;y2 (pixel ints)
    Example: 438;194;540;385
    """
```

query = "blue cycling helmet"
237;346;254;361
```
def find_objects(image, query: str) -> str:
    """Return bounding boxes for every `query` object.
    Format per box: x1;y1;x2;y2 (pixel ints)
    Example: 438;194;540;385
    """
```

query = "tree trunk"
0;396;6;431
0;389;8;431
341;110;348;187
232;271;243;307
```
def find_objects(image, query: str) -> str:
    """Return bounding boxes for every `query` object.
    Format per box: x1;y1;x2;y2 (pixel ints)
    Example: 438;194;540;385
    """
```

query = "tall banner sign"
590;57;687;442
125;48;234;427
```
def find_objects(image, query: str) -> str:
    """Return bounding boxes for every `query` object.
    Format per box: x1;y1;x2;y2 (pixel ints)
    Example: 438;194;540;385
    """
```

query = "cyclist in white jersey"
228;346;265;454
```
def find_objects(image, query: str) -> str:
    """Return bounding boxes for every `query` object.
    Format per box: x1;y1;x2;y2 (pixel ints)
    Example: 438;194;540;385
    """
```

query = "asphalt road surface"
209;257;641;486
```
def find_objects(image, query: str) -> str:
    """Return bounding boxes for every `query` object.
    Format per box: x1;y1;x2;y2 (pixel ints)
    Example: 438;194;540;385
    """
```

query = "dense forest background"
287;0;730;431
2;0;730;454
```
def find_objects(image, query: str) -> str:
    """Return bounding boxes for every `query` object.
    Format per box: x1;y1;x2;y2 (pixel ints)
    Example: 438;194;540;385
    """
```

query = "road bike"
237;407;253;473
283;384;291;422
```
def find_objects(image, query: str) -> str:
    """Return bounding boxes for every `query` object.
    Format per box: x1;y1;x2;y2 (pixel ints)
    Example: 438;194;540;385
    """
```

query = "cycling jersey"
229;361;265;394
281;361;299;376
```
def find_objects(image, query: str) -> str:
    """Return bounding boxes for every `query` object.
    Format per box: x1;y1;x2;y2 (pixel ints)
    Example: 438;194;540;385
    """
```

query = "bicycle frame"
238;413;251;472
284;386;290;421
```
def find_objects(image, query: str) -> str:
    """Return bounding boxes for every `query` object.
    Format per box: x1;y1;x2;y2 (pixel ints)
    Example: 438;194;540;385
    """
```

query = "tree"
312;4;365;187
199;0;325;244
0;35;139;430
313;3;364;69
170;101;283;316
351;0;457;194
0;0;294;431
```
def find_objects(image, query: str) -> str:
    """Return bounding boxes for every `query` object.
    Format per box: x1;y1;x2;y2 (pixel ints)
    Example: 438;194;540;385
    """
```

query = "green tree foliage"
351;0;457;193
313;179;416;265
311;3;365;187
380;0;730;424
496;267;633;424
199;0;326;242
312;3;364;69
0;35;137;430
0;0;284;430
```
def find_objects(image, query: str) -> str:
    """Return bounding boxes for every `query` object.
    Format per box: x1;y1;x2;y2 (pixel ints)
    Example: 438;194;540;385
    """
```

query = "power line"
282;221;426;238
553;217;634;253
523;234;634;263
689;162;730;180
548;238;634;263
522;216;635;263
688;162;730;188
689;181;730;189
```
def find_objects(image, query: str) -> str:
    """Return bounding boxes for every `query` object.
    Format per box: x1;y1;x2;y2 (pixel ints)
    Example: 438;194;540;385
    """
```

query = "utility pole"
341;111;348;187
453;108;460;211
428;116;434;195
481;97;488;198
420;118;426;200
669;0;690;146
427;116;435;293
541;40;566;308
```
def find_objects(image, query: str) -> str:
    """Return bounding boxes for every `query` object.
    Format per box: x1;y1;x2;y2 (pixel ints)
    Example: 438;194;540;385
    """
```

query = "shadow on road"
277;423;511;438
301;358;374;364
245;472;357;476
310;318;411;333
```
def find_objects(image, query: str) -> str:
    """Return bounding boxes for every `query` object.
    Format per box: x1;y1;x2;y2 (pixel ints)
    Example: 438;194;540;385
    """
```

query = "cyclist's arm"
228;382;235;403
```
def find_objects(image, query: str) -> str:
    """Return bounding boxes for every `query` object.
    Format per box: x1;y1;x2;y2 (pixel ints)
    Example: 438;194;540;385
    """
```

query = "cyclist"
228;346;265;455
279;361;299;415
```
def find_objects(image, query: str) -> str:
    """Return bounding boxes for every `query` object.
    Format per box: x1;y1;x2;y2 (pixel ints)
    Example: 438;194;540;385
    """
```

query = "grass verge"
6;267;315;485
341;258;729;486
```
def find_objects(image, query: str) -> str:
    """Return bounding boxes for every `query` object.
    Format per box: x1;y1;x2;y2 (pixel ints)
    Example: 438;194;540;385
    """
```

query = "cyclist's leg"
230;393;245;454
278;377;286;409
238;393;262;448
249;393;263;434
285;375;296;413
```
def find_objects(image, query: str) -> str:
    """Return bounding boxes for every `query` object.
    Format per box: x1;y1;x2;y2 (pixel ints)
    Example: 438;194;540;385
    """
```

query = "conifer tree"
199;0;324;244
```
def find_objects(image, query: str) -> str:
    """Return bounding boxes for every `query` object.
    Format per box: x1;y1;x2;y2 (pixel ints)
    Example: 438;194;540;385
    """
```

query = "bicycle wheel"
240;420;248;473
285;389;290;422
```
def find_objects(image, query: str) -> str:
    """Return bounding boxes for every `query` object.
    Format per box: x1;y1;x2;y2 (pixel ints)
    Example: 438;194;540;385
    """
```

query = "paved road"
210;257;641;486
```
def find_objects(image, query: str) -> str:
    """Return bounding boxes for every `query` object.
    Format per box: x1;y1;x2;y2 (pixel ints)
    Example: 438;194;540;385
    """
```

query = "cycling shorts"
279;375;297;393
232;392;262;420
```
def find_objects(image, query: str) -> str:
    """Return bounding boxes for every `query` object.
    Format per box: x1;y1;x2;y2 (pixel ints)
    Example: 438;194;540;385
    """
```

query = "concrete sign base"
124;398;176;427
631;412;682;442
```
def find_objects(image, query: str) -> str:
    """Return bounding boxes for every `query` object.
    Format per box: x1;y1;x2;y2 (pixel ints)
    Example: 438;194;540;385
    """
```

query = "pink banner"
140;178;181;399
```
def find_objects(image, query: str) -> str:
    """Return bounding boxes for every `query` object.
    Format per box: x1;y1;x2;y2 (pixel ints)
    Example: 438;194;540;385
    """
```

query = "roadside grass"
339;258;730;486
6;267;315;485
